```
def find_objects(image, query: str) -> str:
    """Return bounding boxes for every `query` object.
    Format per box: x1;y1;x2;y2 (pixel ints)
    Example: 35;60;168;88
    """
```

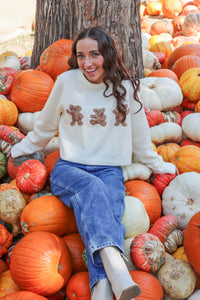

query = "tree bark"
32;0;144;78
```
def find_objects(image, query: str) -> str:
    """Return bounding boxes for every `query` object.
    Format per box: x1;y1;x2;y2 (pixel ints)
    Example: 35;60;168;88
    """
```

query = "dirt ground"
0;33;34;57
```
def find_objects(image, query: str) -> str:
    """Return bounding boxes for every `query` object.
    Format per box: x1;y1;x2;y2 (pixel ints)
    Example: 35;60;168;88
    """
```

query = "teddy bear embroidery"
113;105;130;126
66;104;83;126
90;108;107;127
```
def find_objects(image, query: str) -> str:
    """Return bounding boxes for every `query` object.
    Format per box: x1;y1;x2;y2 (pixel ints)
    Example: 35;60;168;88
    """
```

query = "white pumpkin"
187;289;200;300
121;162;152;181
142;48;161;70
139;77;183;111
17;111;41;134
122;195;150;239
162;172;200;230
123;237;138;271
42;136;60;157
150;122;183;145
182;113;200;142
0;56;21;70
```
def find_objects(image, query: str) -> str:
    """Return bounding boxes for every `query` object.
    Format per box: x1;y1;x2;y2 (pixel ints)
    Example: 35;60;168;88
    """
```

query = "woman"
11;26;176;299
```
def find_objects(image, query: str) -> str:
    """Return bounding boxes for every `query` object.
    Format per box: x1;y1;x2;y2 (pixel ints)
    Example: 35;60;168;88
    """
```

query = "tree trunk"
32;0;144;78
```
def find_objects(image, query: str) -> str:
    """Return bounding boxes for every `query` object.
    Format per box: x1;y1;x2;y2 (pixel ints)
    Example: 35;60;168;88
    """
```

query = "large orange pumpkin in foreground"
124;180;161;225
10;231;72;296
0;291;47;299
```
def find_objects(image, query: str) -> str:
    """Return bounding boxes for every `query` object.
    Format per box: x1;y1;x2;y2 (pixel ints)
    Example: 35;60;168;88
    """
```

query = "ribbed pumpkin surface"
171;145;200;173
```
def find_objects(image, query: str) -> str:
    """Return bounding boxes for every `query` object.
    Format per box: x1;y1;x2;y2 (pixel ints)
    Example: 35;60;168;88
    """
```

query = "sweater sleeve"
130;96;176;174
11;76;63;158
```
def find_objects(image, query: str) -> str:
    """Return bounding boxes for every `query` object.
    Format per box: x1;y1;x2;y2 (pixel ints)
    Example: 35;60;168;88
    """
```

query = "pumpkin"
0;152;7;179
9;231;72;296
182;113;200;142
0;270;21;297
180;138;200;147
181;98;196;110
44;149;60;177
7;151;44;179
179;68;200;102
142;48;161;70
182;12;200;36
130;232;166;273
0;259;8;275
40;39;73;81
0;57;21;71
16;111;40;134
162;0;183;18
195;100;200;112
0;99;18;126
123;238;138;271
148;215;178;243
184;211;200;275
0;51;18;61
146;1;162;16
15;159;48;194
0;183;26;236
148;35;165;49
150;122;183;145
149;19;174;36
162;172;200;229
149;41;172;58
147;69;179;82
121;162;152;182
139;77;183;111
172;13;187;34
172;34;198;49
121;196;150;239
171;145;200;173
9;179;31;204
0;291;47;299
62;233;87;274
129;270;164;300
145;109;164;127
125;179;161;225
20;195;78;236
157;253;196;299
172;245;188;262
168;43;200;69
162;111;182;125
152;173;177;195
0;125;24;155
157;142;181;162
0;224;12;257
172;55;200;79
11;69;54;112
65;271;91;300
163;229;184;253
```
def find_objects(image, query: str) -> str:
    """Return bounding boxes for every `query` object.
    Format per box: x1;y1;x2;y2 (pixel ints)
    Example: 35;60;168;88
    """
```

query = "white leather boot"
100;246;141;300
91;278;113;300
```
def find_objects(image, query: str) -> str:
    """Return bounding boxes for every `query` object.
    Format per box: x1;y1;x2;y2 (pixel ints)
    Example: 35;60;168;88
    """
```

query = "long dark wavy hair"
68;26;142;121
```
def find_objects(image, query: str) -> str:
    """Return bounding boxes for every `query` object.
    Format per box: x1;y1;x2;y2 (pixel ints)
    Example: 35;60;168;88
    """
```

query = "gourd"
0;125;24;155
130;232;166;273
179;68;200;102
164;229;183;253
182;113;200;142
40;39;73;81
0;224;12;257
162;172;200;230
152;173;177;195
66;271;91;300
9;231;72;296
171;145;200;173
0;99;18;126
157;253;196;300
121;162;152;181
0;152;7;179
0;183;26;236
11;69;54;113
139;77;183;111
150;122;183;145
0;291;47;299
182;12;200;36
20;195;78;236
145;109;164;127
125;179;161;225
121;196;150;239
0;270;21;297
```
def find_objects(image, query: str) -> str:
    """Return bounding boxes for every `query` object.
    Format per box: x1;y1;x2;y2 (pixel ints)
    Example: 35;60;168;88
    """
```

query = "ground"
0;33;34;58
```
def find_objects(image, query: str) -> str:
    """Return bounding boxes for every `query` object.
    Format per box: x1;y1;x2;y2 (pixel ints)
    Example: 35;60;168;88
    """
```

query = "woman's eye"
77;54;84;59
92;52;99;57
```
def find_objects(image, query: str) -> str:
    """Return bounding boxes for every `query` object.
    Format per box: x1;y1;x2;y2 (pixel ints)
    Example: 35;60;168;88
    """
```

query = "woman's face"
76;37;105;84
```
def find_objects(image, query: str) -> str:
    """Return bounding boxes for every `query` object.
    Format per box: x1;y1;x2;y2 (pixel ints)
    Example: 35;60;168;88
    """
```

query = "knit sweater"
11;69;176;174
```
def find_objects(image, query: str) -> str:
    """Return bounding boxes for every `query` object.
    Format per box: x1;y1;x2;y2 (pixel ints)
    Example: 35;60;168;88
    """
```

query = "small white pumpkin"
122;195;150;239
42;136;60;157
150;122;183;145
182;113;200;142
162;172;200;230
17;111;41;134
121;162;152;181
0;56;21;71
142;48;161;70
139;77;183;111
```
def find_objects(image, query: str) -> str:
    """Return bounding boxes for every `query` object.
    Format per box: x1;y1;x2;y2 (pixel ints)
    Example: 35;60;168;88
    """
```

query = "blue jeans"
50;158;126;290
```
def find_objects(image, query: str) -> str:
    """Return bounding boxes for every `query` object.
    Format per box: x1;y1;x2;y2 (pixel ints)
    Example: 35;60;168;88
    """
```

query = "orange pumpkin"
172;246;188;262
10;231;72;295
148;35;165;49
20;195;78;236
172;54;200;79
129;270;164;299
62;233;87;274
0;99;18;126
184;211;200;275
44;149;60;177
11;70;54;113
146;1;162;16
179;67;200;102
149;19;174;36
0;224;12;258
147;69;179;82
0;270;21;297
0;291;47;299
124;180;161;225
162;0;183;19
168;43;200;69
157;142;181;162
149;41;172;58
171;145;200;173
0;259;8;275
148;215;178;242
66;271;91;300
40;39;73;81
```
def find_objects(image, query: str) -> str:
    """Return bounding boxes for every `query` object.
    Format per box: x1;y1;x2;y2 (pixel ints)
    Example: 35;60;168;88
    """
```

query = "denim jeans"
50;158;126;290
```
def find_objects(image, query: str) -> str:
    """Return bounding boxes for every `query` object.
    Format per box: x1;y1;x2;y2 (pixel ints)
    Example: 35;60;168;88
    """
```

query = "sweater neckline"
78;69;107;90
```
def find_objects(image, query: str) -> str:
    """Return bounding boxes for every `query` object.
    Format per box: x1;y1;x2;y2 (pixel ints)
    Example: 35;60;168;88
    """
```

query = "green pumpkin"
0;151;7;178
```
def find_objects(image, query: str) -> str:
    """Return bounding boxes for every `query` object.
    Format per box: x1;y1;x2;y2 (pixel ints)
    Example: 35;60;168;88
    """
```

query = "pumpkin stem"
57;263;62;271
21;220;29;233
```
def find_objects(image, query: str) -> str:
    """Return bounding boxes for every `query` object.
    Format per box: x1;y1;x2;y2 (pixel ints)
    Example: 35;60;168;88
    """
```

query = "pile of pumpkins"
0;0;200;298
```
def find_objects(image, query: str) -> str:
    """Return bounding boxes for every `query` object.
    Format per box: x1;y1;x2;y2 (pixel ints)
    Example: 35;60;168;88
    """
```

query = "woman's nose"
84;56;92;67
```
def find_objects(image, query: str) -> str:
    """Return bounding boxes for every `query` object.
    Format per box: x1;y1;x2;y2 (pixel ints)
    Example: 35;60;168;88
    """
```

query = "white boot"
91;278;113;300
100;246;141;300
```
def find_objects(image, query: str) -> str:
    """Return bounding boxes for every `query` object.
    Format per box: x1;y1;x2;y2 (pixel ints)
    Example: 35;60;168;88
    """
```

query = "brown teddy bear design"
90;108;106;127
66;104;83;126
113;105;130;126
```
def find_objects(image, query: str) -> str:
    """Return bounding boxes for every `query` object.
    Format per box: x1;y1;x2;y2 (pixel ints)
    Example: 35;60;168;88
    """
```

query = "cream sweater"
11;69;176;174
